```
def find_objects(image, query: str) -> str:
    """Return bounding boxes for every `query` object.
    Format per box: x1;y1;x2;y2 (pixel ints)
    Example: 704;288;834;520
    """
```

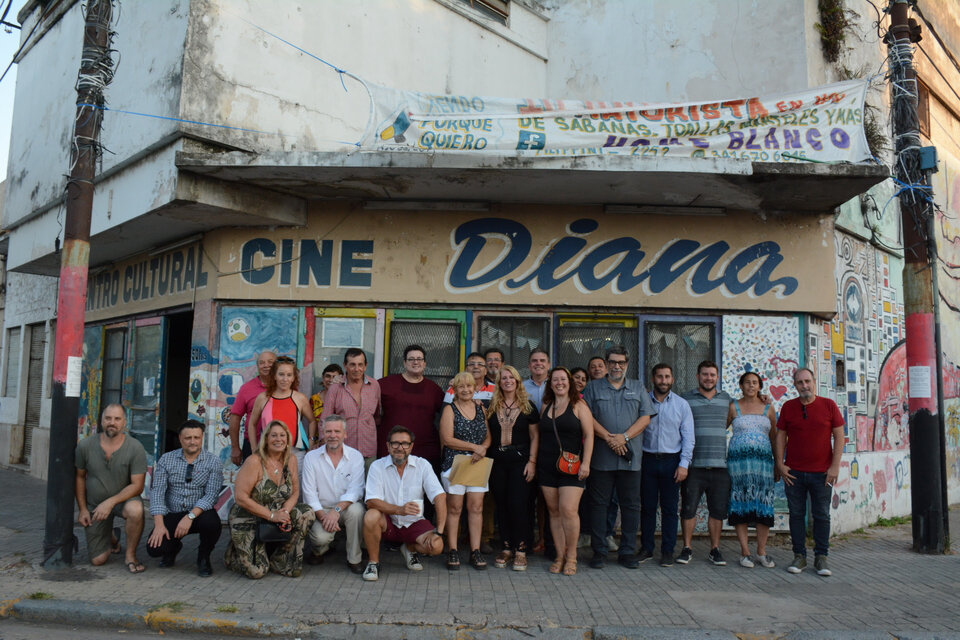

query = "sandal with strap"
494;549;513;568
446;549;461;571
563;556;578;576
470;549;488;570
512;551;528;571
549;556;563;574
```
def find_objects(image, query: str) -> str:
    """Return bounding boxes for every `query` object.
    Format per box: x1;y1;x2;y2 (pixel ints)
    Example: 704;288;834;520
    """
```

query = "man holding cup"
361;425;448;581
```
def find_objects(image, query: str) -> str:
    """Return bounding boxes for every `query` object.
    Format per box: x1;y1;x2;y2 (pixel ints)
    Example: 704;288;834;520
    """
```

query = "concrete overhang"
176;150;890;213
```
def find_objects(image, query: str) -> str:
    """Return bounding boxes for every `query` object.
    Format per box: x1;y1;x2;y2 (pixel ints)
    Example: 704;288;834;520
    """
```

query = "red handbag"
548;403;582;476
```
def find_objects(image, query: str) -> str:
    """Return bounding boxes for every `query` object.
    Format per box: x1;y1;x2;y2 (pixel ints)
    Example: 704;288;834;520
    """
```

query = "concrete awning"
177;150;889;214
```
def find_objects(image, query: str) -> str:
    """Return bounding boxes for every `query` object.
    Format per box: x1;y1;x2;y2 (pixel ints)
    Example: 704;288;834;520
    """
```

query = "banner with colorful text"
364;79;870;163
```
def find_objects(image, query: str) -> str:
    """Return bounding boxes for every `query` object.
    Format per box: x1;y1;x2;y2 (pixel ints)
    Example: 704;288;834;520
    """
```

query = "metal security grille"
100;328;127;417
23;324;46;463
557;323;638;374
478;316;550;379
645;322;714;393
3;327;20;396
389;321;461;388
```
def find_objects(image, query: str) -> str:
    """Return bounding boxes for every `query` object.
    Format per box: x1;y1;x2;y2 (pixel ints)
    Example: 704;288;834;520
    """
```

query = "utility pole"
886;0;945;554
42;0;114;568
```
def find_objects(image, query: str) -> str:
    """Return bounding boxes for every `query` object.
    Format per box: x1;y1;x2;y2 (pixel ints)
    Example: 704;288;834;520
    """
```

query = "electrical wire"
0;1;54;85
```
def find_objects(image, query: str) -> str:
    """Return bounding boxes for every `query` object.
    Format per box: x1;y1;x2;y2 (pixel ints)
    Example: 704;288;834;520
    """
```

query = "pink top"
230;377;267;427
321;376;381;458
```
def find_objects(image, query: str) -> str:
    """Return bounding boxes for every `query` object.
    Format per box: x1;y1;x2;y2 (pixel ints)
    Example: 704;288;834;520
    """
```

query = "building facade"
0;0;955;532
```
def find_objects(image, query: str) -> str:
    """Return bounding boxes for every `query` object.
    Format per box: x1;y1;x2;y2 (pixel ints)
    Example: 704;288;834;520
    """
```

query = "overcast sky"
0;0;28;182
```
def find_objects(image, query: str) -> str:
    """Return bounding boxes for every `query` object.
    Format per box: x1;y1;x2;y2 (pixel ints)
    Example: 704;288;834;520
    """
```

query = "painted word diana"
445;218;799;297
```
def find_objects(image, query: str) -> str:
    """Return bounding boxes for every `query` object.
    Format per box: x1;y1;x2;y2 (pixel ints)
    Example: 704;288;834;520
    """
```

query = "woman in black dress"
486;365;539;571
537;367;594;576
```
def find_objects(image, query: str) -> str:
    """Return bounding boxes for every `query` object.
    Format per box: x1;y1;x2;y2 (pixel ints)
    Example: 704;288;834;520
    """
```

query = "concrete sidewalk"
1;467;958;639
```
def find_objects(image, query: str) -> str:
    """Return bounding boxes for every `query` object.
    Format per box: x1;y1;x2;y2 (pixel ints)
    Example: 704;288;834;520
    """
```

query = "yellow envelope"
449;454;494;487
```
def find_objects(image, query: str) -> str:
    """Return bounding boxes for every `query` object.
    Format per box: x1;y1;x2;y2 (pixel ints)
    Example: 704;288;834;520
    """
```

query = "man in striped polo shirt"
677;360;732;566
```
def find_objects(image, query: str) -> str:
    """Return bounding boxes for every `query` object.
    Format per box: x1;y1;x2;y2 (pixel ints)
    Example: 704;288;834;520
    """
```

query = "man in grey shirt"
583;346;656;569
678;360;732;566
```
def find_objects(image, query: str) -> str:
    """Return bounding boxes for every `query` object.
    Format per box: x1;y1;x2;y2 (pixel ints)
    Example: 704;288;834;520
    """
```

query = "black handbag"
256;518;292;543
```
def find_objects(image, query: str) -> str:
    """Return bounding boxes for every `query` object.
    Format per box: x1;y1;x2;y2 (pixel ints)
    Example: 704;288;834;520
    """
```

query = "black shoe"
305;552;325;565
385;541;401;552
589;555;606;569
618;555;640;569
660;554;675;567
347;561;364;574
197;555;213;578
636;548;654;563
158;540;182;568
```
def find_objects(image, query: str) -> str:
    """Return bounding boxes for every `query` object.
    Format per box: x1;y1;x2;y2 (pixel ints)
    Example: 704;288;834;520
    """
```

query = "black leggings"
489;459;532;550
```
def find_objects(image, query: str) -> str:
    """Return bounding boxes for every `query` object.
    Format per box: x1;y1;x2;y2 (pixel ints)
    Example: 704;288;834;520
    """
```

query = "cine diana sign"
216;209;835;313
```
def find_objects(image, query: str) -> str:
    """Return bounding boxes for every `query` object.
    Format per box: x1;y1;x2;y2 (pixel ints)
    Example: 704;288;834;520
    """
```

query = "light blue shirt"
524;378;548;410
643;390;695;469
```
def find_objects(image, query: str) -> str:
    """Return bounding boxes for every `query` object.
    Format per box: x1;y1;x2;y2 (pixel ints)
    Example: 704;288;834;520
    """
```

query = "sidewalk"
1;467;958;639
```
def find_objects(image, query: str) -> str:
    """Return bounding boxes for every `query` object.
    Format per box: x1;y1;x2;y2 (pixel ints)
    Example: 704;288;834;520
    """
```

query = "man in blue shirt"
640;363;695;566
583;346;656;569
523;349;550;411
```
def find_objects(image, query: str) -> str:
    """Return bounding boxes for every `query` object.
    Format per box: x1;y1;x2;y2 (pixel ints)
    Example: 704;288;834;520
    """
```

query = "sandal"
563;556;578;576
446;549;461;571
470;549;488;570
512;551;528;571
549;556;563;574
126;561;146;574
494;549;513;569
110;527;122;554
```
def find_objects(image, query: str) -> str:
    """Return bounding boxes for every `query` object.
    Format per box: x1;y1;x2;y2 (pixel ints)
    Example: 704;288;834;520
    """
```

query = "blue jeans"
640;452;681;556
784;470;832;557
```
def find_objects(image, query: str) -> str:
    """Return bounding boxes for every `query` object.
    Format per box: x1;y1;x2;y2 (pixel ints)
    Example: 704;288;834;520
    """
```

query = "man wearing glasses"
775;367;845;577
361;425;448;581
583;346;656;569
146;420;223;577
378;345;445;465
444;352;495;407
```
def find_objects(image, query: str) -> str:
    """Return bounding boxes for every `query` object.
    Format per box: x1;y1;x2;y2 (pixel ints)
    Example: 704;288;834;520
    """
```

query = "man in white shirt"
361;425;447;581
301;415;366;574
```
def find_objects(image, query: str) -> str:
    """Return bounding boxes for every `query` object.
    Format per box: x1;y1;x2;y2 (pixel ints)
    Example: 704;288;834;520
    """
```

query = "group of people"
74;343;845;581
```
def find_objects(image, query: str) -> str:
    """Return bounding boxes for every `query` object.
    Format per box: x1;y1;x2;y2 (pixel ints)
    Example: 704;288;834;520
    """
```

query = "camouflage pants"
224;503;316;579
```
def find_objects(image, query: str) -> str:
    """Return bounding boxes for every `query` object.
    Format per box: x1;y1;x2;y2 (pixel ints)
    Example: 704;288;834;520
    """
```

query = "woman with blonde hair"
439;371;491;570
225;420;315;578
486;365;540;571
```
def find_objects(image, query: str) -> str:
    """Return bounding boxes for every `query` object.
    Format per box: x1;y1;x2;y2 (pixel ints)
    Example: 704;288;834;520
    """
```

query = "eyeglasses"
606;359;628;368
185;463;195;483
467;361;486;368
405;357;425;362
388;441;412;449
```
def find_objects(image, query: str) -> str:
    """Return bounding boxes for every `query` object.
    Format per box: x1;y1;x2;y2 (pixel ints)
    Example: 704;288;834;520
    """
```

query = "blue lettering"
577;238;645;291
447;218;532;289
646;240;727;295
241;238;276;285
280;239;294;286
298;239;332;287
722;242;799;296
339;240;373;288
830;127;850;149
507;219;598;290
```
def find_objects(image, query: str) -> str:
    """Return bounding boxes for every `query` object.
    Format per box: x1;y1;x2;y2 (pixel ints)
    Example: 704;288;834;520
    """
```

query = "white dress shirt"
365;454;444;529
301;444;365;513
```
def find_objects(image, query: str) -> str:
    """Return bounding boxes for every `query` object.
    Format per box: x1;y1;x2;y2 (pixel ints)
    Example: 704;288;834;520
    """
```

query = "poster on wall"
364;79;871;163
321;318;364;348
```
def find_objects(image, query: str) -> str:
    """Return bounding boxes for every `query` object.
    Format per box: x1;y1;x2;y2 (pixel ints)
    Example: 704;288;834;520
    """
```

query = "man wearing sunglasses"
774;367;845;577
147;420;223;577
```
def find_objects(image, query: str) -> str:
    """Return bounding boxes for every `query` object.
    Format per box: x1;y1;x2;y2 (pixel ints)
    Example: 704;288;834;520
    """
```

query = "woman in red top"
249;356;317;469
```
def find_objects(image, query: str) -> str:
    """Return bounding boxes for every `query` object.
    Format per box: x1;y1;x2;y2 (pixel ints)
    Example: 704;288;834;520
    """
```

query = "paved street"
1;467;958;638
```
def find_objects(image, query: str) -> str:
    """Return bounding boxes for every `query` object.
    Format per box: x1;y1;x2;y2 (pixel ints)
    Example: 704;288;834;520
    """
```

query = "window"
642;318;718;392
3;327;21;396
459;0;508;23
478;315;550;380
100;327;127;412
389;320;461;388
917;78;930;138
129;324;162;458
557;315;638;375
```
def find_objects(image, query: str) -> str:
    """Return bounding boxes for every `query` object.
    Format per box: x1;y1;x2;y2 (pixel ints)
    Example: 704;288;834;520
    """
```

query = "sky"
0;0;29;182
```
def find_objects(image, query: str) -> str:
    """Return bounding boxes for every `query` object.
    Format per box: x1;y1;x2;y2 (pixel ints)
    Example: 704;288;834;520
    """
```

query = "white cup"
412;499;424;516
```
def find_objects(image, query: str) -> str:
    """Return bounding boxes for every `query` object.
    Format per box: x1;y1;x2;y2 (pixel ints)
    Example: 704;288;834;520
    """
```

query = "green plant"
27;592;54;600
215;605;239;613
149;601;189;613
815;0;858;63
874;515;911;527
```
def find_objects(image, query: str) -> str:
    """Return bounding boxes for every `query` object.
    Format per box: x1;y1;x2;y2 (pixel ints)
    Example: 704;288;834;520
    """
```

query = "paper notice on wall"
908;366;932;399
66;356;82;398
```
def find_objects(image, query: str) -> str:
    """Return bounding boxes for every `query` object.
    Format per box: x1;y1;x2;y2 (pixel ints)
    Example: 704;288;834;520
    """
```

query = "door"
386;310;466;388
128;320;163;461
556;314;639;374
23;324;46;464
161;312;193;455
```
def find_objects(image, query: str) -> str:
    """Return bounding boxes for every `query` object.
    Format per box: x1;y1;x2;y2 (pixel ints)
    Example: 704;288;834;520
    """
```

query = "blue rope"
235;16;349;92
77;103;280;135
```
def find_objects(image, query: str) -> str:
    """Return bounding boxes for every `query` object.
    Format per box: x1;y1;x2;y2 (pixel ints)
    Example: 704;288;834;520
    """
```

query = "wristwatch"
187;512;197;520
624;433;631;443
334;506;342;513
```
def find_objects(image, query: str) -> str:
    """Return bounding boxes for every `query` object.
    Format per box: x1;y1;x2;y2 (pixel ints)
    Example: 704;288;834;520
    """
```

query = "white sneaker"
362;562;379;581
401;544;423;571
756;554;776;568
739;555;755;568
605;535;619;552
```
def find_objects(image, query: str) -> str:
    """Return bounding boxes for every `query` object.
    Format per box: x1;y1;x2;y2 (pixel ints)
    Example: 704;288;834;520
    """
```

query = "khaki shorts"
83;498;142;559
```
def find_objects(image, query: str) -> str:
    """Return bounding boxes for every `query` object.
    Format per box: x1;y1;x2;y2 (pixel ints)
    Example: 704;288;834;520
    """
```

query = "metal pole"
42;0;114;569
886;0;945;554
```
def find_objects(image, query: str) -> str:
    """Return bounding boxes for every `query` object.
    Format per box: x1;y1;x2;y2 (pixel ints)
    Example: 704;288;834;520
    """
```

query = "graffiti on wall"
721;314;800;410
832;453;910;518
79;327;104;437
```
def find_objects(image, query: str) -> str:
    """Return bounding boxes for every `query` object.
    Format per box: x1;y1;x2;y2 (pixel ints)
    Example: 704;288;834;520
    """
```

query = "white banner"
363;79;871;163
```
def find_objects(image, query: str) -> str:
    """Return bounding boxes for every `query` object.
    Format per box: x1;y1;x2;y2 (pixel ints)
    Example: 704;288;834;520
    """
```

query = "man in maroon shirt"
775;367;845;577
378;345;445;465
228;350;276;466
